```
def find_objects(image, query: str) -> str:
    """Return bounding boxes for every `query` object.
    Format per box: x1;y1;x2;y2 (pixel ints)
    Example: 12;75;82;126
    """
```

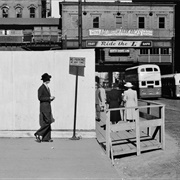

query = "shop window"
150;48;159;54
16;7;22;18
161;48;169;54
30;7;35;18
138;17;145;29
140;48;149;54
116;16;122;28
159;17;165;29
2;7;8;18
93;16;99;28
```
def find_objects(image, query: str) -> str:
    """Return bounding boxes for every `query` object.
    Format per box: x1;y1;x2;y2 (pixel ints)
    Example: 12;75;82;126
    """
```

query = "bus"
125;64;161;98
161;73;180;98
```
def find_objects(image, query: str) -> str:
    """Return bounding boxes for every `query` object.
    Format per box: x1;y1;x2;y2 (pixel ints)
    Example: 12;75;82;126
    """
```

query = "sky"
51;0;132;18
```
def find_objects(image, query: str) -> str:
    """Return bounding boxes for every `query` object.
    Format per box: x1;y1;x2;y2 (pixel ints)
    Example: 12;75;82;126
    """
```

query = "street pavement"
0;137;121;180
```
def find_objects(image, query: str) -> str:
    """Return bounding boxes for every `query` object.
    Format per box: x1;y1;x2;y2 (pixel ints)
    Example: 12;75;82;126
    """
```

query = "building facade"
59;1;175;75
0;0;60;51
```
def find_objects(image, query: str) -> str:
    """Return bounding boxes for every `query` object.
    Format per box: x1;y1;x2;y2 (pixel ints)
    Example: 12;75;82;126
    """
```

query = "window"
93;16;99;28
2;7;8;18
140;48;149;54
116;16;122;28
30;7;35;18
146;68;153;72
150;48;159;54
16;7;22;18
159;17;165;29
161;48;169;54
138;17;145;28
71;15;78;28
141;81;146;86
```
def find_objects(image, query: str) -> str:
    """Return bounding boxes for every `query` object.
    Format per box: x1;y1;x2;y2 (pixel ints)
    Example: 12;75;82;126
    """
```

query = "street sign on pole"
69;57;86;140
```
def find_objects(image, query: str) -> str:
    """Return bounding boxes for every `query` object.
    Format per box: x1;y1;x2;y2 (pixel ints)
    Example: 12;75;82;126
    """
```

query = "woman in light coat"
123;82;138;122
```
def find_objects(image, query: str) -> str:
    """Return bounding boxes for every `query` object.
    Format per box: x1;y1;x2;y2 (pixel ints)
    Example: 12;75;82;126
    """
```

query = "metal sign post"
69;57;85;140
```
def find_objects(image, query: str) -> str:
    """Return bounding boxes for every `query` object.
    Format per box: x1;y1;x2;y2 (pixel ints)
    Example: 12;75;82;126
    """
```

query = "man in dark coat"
107;83;123;124
34;73;55;143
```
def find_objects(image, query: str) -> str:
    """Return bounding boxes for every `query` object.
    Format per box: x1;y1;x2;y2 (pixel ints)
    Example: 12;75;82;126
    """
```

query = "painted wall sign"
89;29;153;36
86;41;152;48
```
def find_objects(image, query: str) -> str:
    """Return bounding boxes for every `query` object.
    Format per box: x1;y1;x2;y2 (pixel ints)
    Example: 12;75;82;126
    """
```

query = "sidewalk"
0;137;121;180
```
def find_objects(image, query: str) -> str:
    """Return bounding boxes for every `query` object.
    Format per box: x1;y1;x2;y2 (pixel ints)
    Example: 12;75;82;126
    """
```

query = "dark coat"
35;84;53;141
107;89;123;123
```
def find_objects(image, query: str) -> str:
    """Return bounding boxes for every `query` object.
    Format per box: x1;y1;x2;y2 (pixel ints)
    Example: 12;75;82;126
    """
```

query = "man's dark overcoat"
35;84;53;141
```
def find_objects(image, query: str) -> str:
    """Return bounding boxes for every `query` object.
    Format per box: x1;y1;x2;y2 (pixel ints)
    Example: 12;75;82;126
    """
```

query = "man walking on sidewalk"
34;73;55;143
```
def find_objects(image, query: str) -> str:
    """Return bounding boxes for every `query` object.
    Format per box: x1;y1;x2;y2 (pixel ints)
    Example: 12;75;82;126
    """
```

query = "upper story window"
93;16;99;28
28;4;37;18
138;17;145;29
16;7;22;18
14;4;23;18
71;15;78;28
116;16;122;28
30;7;35;18
159;17;165;29
1;5;9;18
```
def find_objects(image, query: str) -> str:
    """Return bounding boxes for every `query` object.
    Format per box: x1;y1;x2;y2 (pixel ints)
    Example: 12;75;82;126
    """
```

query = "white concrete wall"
0;49;95;136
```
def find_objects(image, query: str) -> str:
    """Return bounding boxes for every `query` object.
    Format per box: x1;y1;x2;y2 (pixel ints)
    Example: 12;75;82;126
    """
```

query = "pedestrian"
95;82;100;121
123;82;138;122
34;73;55;143
107;83;123;124
96;82;107;122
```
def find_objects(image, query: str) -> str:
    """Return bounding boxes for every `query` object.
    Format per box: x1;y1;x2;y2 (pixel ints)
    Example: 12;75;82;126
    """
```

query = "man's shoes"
42;139;53;142
34;133;41;143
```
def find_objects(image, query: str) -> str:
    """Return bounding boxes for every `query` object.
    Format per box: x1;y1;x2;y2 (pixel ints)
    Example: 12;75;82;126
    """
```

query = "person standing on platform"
123;82;138;122
97;82;107;121
107;83;122;124
34;73;55;143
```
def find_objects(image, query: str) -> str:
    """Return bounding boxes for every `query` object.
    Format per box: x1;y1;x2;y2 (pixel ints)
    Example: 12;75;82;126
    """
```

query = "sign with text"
86;41;152;48
89;29;153;36
69;57;85;67
69;57;85;76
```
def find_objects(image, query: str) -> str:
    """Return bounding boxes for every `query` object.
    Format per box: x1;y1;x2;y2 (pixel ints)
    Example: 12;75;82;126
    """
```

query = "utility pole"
78;0;82;49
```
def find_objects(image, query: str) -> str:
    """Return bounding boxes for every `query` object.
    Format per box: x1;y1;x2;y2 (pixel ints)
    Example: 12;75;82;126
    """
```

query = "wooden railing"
105;100;165;165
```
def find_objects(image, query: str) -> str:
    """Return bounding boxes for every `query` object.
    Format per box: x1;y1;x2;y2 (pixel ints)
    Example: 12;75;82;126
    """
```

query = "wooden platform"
96;100;165;165
96;119;162;156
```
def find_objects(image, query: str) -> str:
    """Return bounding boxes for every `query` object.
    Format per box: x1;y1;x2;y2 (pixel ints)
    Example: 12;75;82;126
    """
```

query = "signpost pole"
70;66;80;140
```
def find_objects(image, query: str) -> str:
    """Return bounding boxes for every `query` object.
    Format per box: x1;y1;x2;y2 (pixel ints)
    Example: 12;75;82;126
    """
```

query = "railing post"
147;102;152;136
135;108;141;156
161;105;165;150
106;110;110;158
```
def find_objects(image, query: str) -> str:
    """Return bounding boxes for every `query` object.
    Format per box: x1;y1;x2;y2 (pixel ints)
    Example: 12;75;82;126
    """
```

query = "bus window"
141;68;145;72
146;68;153;72
154;68;158;71
147;81;154;84
142;81;146;86
155;81;159;85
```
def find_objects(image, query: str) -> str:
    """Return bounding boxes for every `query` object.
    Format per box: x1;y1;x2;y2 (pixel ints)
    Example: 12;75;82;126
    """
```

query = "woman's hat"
41;73;52;82
124;82;133;87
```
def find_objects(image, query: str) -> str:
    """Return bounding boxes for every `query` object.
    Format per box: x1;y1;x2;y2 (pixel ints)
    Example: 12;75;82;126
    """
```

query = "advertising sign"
89;29;153;36
86;41;152;48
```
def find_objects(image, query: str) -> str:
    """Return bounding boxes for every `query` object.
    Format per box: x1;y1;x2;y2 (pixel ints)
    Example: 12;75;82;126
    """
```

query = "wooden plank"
111;122;136;132
140;119;163;128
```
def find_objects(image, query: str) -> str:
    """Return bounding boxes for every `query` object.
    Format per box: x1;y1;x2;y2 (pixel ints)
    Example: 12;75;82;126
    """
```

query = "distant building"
0;0;61;51
59;1;175;74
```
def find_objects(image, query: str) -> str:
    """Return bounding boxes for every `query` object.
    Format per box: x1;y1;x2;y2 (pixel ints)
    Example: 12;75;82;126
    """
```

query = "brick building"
0;0;61;51
59;1;175;76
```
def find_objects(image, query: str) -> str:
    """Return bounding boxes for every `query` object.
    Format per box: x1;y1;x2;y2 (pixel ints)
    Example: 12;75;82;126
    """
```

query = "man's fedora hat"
41;73;52;82
124;82;133;88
